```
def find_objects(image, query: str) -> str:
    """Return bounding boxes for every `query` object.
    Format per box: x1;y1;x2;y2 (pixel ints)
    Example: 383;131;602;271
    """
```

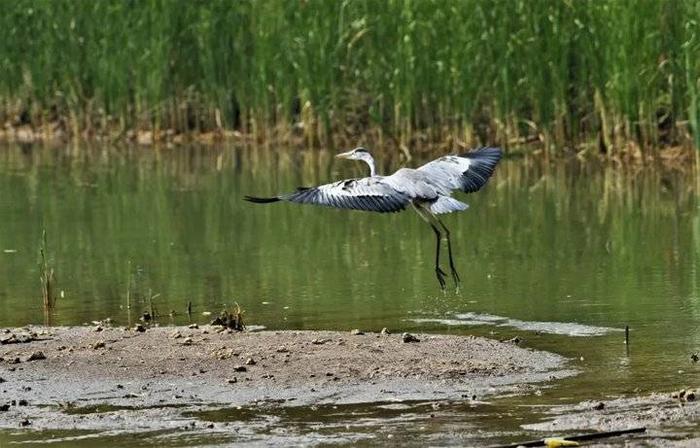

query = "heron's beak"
335;150;353;159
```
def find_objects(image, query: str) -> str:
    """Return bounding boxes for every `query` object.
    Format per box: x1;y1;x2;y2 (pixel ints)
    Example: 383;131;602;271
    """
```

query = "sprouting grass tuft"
211;303;246;332
39;229;56;311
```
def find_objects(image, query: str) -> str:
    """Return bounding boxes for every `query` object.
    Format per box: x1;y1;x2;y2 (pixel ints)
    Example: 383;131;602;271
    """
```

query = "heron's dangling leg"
413;203;447;289
436;217;460;285
430;223;447;289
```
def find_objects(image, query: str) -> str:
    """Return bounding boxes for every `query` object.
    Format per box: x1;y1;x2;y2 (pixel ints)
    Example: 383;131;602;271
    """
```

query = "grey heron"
245;146;502;289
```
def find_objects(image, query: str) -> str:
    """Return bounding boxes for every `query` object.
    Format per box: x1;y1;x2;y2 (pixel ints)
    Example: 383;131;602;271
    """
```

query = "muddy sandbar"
0;325;571;432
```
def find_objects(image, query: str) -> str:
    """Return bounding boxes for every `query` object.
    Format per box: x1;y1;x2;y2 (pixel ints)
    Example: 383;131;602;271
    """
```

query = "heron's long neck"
362;155;377;177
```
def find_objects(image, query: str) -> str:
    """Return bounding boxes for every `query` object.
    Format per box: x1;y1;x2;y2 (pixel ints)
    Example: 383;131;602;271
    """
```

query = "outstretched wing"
417;147;502;194
245;177;410;213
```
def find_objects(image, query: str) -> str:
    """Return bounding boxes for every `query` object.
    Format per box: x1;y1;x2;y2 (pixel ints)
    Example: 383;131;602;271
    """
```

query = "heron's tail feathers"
430;196;469;214
244;195;281;204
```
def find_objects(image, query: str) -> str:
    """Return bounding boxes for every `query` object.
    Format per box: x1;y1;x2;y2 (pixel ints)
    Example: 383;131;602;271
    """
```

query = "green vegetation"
1;0;699;153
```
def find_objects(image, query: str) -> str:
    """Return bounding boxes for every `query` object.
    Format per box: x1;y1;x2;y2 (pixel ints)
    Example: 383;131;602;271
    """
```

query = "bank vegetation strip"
1;0;699;155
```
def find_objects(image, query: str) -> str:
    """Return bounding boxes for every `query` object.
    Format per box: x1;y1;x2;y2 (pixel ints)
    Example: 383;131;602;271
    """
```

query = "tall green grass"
1;0;699;153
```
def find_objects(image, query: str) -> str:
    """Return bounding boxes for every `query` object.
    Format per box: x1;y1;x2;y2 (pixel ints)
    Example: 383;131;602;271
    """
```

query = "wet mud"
1;325;698;446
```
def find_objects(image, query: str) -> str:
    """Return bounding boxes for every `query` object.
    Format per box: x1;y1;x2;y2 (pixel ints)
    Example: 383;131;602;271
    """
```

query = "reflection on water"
0;143;699;442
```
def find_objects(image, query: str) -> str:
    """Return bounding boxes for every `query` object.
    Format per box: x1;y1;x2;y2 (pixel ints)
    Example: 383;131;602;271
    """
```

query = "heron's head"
336;147;372;161
335;147;376;176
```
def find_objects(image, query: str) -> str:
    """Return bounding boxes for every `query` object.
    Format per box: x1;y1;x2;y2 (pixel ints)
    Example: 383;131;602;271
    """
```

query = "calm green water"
1;143;699;445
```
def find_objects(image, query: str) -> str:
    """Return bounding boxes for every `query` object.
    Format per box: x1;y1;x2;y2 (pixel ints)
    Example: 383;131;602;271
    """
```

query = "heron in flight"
245;146;502;289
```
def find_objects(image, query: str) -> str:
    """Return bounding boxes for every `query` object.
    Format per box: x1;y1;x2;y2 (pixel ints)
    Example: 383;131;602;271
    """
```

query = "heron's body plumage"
246;147;500;215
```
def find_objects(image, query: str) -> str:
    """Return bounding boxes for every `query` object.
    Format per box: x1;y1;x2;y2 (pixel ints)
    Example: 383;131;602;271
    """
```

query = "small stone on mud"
227;378;238;384
171;331;182;339
402;333;420;343
182;337;194;345
691;353;699;363
26;351;46;361
593;402;605;410
380;328;390;335
276;346;289;353
19;418;31;427
0;377;5;383
215;349;233;360
245;358;256;365
0;404;9;412
673;389;688;400
18;399;28;406
134;324;146;333
312;338;330;345
350;329;364;336
92;341;106;350
233;365;247;372
94;326;103;332
188;323;199;329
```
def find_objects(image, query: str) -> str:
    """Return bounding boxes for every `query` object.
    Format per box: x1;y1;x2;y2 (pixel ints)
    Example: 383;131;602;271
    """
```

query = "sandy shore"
0;325;571;432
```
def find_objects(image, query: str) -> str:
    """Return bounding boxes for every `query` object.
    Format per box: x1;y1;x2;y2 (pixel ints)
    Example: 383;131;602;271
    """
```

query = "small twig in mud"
489;427;646;448
147;289;160;320
125;260;133;310
210;303;246;331
39;229;57;311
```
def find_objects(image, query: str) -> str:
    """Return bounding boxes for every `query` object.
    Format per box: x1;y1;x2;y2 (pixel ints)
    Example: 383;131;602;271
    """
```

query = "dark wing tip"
244;195;281;204
460;147;503;193
461;146;503;161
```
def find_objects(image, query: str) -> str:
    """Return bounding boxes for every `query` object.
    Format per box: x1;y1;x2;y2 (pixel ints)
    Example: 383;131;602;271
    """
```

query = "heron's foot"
435;266;447;289
450;266;461;286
